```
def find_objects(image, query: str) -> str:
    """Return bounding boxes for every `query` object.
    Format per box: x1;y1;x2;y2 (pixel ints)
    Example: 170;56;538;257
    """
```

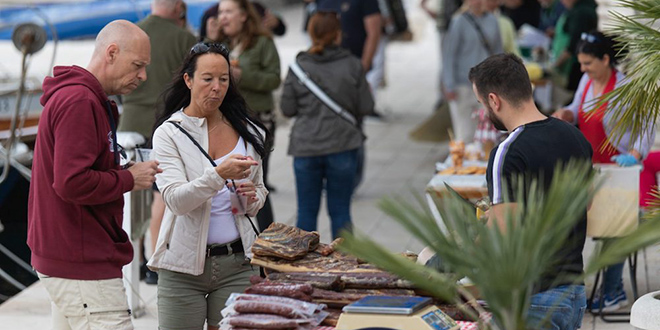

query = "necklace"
208;115;224;133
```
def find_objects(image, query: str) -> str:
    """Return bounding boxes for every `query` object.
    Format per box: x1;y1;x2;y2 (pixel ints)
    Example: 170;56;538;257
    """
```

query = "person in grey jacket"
442;0;502;142
281;11;374;239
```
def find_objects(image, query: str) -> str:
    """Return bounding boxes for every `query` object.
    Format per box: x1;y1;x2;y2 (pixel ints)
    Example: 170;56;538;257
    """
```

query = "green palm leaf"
596;0;660;147
340;161;660;330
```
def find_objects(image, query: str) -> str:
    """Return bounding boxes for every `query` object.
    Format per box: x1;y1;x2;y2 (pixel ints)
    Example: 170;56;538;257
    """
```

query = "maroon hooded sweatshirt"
28;66;135;280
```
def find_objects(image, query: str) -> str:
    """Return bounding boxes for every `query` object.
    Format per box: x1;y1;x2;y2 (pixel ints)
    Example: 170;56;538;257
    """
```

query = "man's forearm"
361;14;382;72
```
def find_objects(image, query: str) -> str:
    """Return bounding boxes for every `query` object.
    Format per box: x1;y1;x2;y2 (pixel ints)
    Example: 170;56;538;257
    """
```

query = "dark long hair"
153;42;270;158
576;30;620;68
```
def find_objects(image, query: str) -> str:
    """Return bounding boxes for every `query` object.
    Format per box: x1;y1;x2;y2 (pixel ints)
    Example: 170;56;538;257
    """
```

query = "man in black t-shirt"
316;0;381;72
469;53;593;330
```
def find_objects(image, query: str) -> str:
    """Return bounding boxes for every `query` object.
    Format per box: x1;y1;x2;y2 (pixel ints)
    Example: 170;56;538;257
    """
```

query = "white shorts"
38;272;133;330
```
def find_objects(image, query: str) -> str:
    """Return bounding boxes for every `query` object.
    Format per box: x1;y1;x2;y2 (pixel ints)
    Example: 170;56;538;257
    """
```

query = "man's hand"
128;160;162;191
262;10;279;30
552;109;574;123
216;154;259;180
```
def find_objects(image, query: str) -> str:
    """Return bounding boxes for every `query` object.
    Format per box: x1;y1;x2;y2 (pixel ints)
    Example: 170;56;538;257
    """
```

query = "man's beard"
486;103;507;131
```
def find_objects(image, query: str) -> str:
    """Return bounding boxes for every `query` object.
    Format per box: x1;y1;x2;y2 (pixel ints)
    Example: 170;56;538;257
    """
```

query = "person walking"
484;0;521;56
315;0;382;190
27;20;161;330
470;53;592;329
117;0;197;285
119;0;196;141
553;31;655;312
217;0;280;230
199;1;287;42
148;42;268;330
442;0;502;142
281;11;375;239
552;0;598;91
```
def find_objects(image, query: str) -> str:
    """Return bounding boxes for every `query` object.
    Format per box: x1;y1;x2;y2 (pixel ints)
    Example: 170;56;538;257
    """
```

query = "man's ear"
488;93;501;111
106;43;119;64
176;1;186;18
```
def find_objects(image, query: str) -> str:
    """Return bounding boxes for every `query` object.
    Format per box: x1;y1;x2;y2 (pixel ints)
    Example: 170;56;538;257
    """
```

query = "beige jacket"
147;110;267;275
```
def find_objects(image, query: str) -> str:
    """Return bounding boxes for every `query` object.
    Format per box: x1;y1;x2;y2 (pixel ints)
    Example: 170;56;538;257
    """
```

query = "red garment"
640;151;660;207
28;66;134;280
577;69;619;164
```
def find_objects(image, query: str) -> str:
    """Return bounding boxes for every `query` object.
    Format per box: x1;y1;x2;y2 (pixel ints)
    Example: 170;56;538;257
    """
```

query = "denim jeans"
599;238;625;296
294;149;358;239
601;262;625;296
527;285;586;330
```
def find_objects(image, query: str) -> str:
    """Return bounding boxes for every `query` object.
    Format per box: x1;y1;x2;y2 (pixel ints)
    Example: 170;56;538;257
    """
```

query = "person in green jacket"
117;0;197;285
552;0;597;91
218;0;281;230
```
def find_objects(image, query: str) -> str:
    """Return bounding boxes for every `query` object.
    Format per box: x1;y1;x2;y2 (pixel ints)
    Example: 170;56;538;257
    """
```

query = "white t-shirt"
207;136;245;245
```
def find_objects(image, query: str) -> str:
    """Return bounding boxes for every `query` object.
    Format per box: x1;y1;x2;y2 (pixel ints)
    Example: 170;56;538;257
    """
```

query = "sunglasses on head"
190;42;229;55
580;33;601;44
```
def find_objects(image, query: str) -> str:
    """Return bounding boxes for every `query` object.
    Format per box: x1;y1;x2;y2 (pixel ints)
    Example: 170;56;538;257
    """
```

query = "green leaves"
598;0;660;148
339;160;660;330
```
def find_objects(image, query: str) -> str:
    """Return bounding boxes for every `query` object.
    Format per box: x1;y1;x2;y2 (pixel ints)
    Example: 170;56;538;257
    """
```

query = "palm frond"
596;0;660;147
341;161;600;330
585;216;660;276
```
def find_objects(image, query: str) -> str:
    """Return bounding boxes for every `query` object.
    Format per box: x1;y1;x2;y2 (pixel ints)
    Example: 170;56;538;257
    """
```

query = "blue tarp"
0;0;217;40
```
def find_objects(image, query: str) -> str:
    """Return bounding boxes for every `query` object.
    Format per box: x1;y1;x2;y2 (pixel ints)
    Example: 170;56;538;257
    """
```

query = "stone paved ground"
0;1;657;329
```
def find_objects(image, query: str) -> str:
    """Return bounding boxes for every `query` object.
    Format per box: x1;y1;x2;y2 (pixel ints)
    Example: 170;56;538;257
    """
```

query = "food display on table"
438;166;487;175
251;222;321;260
220;293;327;330
449;140;465;168
238;223;482;329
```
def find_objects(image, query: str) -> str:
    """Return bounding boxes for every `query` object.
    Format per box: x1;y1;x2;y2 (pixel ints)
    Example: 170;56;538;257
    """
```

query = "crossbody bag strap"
289;60;359;127
169;121;217;166
463;13;494;55
167;121;260;236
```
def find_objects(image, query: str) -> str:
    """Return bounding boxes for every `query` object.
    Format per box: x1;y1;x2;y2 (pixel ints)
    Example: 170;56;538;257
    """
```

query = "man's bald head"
94;20;149;56
152;0;185;20
88;20;151;96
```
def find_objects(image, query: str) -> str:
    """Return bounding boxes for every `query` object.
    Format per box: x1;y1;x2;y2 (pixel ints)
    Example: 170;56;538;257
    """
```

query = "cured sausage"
233;301;304;319
245;283;313;302
227;314;303;329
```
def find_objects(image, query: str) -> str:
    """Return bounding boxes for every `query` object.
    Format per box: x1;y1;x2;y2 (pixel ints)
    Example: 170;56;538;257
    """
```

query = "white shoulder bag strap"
289;61;358;126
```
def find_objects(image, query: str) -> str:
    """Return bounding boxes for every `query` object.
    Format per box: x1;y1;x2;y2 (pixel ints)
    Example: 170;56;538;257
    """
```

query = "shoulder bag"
463;12;494;55
289;60;363;131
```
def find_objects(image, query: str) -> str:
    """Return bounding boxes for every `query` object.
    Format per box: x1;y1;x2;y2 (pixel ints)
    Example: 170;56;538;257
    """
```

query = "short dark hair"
468;53;533;107
576;30;619;67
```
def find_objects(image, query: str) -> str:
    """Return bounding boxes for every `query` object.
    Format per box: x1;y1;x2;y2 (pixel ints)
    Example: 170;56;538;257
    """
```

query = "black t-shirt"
317;0;380;59
486;117;593;292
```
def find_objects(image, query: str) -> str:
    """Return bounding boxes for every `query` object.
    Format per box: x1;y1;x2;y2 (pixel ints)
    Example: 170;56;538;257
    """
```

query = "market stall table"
426;160;488;233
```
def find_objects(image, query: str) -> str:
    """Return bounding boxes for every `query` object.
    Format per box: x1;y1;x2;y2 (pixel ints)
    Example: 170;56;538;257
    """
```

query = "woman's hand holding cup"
228;180;259;206
215;154;258;180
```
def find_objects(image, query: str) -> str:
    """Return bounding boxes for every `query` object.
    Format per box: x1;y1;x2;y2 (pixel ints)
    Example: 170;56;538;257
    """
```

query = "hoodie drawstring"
105;100;119;165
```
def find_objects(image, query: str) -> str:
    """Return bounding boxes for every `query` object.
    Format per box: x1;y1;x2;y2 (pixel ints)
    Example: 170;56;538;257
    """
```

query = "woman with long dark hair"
553;30;655;313
147;42;269;330
218;0;280;229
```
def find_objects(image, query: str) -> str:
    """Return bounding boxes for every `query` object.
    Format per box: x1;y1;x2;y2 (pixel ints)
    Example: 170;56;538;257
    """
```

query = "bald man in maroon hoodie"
27;20;162;330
